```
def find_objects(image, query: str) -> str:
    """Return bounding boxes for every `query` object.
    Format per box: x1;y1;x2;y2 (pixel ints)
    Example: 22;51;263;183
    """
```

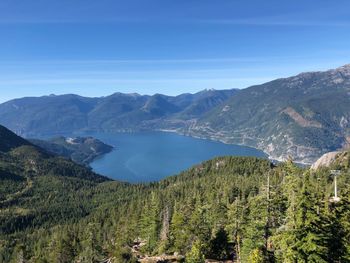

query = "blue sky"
1;0;350;102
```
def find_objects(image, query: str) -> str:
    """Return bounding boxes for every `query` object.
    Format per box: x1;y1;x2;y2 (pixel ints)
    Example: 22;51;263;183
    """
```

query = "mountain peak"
110;92;142;98
284;63;350;85
334;63;350;74
337;63;350;69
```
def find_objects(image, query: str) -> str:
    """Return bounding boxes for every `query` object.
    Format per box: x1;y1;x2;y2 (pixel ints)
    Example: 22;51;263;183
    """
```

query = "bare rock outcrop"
311;151;341;170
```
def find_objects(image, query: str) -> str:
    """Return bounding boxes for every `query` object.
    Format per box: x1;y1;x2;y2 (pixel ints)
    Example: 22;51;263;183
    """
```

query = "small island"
30;136;113;166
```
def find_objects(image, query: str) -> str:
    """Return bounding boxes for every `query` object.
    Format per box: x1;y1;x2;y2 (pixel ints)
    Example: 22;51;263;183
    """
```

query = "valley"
1;65;349;164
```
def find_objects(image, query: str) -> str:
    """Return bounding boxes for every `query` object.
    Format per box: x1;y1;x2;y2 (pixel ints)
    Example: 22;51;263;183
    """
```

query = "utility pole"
330;170;341;203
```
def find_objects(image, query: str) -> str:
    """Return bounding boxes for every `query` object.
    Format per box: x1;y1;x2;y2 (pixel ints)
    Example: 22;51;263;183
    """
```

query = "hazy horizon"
1;0;350;102
1;62;349;103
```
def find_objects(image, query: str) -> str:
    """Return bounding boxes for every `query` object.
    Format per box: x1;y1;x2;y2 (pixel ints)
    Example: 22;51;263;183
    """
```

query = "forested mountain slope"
29;136;113;166
0;125;113;260
0;89;236;137
191;64;350;163
1;124;350;263
0;125;32;152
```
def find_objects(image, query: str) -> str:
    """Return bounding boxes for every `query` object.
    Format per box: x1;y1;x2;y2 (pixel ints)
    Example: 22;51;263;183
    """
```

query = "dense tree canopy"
1;148;350;262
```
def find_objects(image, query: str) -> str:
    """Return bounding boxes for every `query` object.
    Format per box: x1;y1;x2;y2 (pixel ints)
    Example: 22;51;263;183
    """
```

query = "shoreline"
156;128;312;166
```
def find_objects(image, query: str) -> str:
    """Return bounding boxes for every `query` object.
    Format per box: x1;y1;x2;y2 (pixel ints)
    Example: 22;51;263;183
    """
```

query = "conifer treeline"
1;155;350;262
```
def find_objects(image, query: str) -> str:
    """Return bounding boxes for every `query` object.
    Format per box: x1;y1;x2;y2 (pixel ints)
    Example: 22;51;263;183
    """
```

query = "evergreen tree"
188;196;211;252
294;174;330;262
208;227;230;260
329;188;350;262
185;240;205;263
249;248;265;263
78;223;103;263
140;192;160;254
226;197;245;262
170;202;190;253
241;193;268;262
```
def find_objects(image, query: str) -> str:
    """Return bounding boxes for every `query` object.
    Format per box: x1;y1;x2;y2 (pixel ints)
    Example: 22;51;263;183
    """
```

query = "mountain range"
0;89;236;136
0;64;350;163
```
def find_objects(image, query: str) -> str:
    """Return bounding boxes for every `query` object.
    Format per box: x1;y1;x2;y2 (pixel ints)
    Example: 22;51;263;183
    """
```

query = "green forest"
1;140;350;262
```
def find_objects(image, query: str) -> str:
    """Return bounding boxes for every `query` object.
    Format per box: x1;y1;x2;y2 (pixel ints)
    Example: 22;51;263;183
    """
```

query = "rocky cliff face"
311;149;350;170
311;151;342;170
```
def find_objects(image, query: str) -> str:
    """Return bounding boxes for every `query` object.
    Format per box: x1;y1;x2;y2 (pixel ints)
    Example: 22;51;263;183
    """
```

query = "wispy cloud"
197;18;350;27
0;16;145;25
2;53;347;66
3;17;349;27
0;77;273;85
0;57;270;65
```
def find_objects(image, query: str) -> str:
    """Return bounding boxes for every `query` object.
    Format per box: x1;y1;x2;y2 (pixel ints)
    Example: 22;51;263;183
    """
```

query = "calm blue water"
87;132;266;183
